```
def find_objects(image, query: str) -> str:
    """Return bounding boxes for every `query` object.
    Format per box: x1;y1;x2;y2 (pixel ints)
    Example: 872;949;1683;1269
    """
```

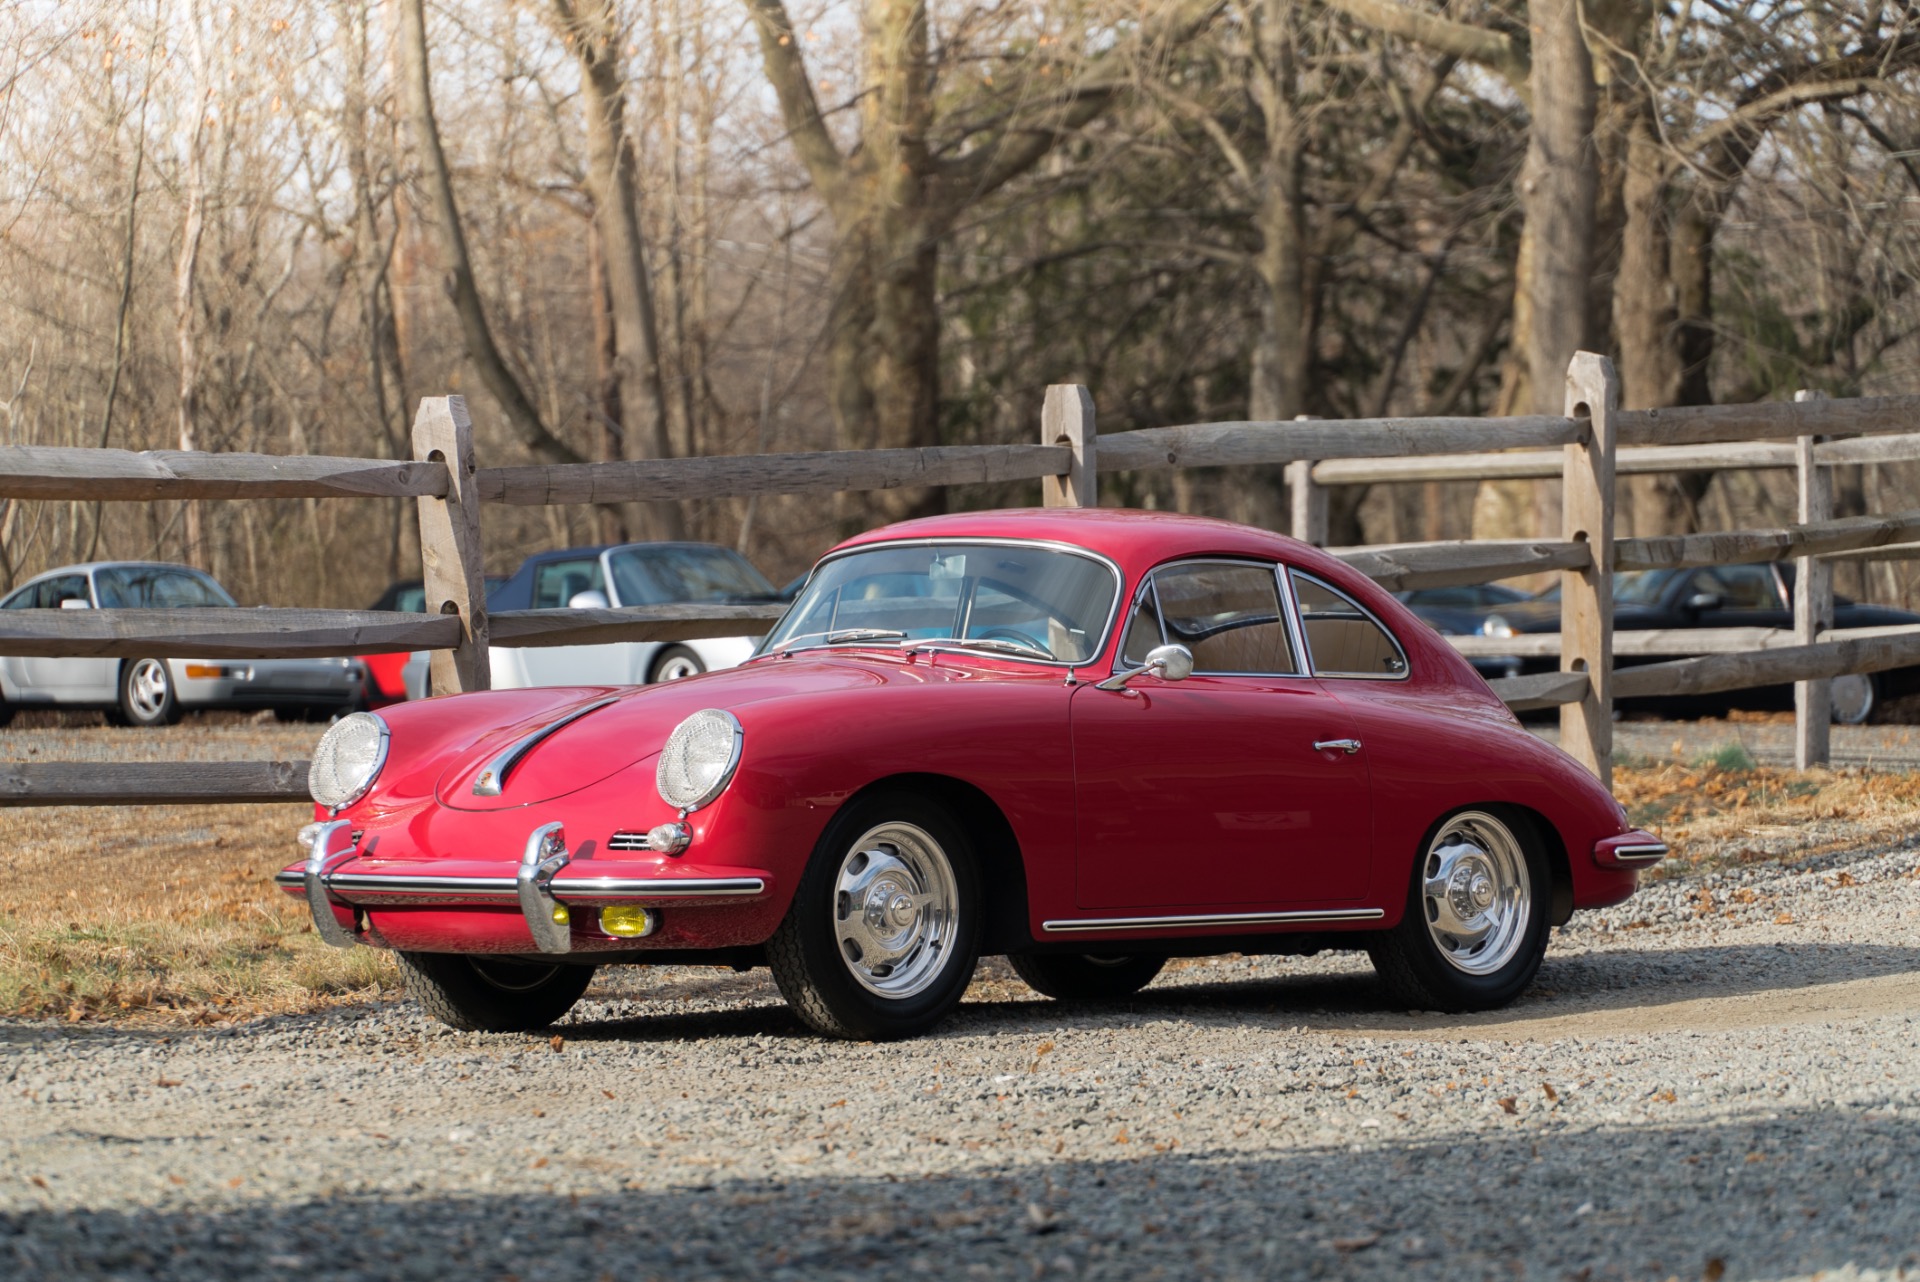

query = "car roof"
836;508;1331;576
16;560;216;586
506;541;747;570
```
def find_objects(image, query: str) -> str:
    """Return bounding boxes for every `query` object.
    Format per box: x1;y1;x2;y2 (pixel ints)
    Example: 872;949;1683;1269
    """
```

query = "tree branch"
738;0;849;210
1318;0;1529;88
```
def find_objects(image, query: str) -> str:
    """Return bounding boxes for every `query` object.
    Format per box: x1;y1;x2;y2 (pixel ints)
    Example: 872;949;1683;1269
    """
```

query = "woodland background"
1;0;1917;608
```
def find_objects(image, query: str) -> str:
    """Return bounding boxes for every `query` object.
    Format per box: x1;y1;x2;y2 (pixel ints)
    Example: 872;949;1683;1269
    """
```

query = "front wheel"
648;646;706;683
1831;673;1878;725
1010;952;1164;1001
1367;808;1550;1013
767;791;980;1040
396;952;595;1032
118;658;180;727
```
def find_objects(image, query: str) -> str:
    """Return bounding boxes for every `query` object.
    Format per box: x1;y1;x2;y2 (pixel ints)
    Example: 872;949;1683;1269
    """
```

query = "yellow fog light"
599;905;656;938
551;905;570;925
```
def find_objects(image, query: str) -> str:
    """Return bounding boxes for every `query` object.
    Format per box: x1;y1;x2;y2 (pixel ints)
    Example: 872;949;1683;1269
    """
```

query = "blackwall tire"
649;646;706;683
767;790;980;1040
118;658;180;727
396;952;595;1032
1366;808;1551;1013
1831;673;1878;725
1009;953;1165;1001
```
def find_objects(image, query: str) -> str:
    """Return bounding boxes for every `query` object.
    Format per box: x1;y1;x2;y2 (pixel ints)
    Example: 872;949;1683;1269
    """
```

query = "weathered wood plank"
1814;432;1920;467
1332;540;1590;591
1613;394;1920;447
1485;670;1588;711
1096;415;1584;473
1445;624;1920;659
1041;386;1097;508
1794;390;1833;768
1310;440;1795;486
1561;353;1618;786
0;445;447;501
414;397;490;694
476;443;1071;506
0;761;310;806
490;603;788;648
1616;511;1920;570
0;608;458;658
1821;542;1920;563
1612;629;1920;701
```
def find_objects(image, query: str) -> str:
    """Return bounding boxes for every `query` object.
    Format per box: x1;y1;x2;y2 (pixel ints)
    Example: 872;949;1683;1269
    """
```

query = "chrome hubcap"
128;659;170;719
832;821;958;999
654;655;702;682
1832;674;1873;724
1421;811;1530;976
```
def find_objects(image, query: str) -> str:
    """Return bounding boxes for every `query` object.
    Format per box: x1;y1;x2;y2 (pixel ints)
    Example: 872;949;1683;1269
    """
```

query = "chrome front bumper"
283;821;767;955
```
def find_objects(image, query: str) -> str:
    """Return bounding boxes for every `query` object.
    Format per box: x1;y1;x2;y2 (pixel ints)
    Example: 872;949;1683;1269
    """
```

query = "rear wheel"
1831;673;1878;725
396;952;595;1032
118;658;180;727
1010;952;1164;1001
767;790;979;1040
1367;808;1550;1013
649;646;705;683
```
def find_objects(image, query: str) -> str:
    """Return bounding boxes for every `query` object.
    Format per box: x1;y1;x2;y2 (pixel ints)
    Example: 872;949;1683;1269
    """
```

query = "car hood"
430;652;974;810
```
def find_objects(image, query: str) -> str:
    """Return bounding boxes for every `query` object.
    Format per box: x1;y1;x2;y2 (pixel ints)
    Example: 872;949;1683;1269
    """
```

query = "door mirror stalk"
1096;644;1194;692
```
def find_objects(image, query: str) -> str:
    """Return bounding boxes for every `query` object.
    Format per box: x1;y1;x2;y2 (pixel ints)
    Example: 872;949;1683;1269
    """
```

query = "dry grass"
3;718;1918;1026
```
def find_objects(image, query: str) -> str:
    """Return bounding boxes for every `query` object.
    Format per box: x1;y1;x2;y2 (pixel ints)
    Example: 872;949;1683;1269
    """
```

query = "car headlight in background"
656;709;743;812
309;711;390;811
1481;614;1515;639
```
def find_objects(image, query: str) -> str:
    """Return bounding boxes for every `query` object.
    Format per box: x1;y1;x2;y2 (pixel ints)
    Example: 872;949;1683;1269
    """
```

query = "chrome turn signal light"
599;905;657;938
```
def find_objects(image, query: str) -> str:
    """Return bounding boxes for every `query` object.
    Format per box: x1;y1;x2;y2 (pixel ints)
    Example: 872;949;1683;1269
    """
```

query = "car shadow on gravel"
5;1104;1914;1281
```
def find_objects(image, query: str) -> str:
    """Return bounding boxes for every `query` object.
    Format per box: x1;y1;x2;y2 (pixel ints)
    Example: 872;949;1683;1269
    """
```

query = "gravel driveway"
7;833;1920;1281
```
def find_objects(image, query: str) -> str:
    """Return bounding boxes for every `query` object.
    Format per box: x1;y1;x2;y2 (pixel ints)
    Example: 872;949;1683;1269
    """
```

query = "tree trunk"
175;0;209;568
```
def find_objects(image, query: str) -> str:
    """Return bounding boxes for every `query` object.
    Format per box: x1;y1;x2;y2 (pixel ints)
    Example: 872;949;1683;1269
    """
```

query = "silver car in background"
0;562;364;727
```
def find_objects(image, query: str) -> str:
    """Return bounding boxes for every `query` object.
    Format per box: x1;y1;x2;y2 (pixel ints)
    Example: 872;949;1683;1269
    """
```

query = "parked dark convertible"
1481;563;1920;723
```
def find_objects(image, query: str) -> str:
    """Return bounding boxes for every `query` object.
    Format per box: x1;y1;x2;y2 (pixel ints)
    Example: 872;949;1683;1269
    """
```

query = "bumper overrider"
278;819;772;955
1593;830;1668;869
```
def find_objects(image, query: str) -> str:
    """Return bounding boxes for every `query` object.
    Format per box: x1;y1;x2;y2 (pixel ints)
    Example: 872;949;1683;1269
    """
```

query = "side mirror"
1096;643;1194;691
567;589;610;610
1684;592;1722;613
58;598;91;610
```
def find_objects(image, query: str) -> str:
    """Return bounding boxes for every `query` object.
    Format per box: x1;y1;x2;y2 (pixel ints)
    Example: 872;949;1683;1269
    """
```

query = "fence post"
413;396;491;694
1041;385;1098;508
1793;388;1833;767
1286;416;1328;546
1561;352;1618;787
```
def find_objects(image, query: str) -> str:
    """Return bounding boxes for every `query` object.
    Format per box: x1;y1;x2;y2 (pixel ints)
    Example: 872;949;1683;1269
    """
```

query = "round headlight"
656;709;742;812
1481;613;1515;639
309;711;390;811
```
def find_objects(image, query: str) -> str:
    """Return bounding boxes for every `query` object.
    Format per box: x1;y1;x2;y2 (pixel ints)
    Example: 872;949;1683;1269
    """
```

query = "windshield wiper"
781;627;910;652
913;636;1054;659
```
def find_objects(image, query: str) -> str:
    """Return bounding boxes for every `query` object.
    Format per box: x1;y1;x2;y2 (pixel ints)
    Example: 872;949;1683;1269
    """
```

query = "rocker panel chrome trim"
1041;907;1385;934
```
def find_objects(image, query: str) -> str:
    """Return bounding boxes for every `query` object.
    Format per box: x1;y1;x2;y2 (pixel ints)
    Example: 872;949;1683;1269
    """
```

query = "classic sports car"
280;510;1664;1040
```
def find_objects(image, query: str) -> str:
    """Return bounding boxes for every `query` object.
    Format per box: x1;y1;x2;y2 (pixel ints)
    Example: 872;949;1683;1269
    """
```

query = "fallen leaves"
549;1034;565;1053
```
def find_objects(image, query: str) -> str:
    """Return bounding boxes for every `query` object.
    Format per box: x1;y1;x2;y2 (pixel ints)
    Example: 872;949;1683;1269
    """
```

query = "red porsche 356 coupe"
281;510;1663;1039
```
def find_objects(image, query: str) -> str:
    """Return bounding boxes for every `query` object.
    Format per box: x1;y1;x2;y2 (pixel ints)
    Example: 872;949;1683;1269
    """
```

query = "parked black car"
1394;583;1533;680
1482;562;1919;723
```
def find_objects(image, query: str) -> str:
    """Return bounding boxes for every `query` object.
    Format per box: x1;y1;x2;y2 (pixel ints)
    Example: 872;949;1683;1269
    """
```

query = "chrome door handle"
1313;738;1362;755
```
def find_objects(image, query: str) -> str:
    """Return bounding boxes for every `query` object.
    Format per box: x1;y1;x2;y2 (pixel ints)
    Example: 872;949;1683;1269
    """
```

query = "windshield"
607;545;777;605
94;566;236;608
764;541;1119;664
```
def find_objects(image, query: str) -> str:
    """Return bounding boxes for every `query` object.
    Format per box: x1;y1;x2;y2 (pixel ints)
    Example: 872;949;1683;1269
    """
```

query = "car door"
1070;559;1373;911
1673;564;1790;630
512;556;635;687
7;574;114;699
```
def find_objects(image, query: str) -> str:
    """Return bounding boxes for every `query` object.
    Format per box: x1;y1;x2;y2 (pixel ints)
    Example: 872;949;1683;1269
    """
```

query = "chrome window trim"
760;536;1125;669
472;696;621;796
1043;907;1385;934
1106;557;1309;680
1287;569;1412;682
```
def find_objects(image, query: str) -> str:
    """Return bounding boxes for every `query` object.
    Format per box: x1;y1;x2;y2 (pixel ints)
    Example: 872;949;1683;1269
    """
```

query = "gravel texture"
6;831;1920;1280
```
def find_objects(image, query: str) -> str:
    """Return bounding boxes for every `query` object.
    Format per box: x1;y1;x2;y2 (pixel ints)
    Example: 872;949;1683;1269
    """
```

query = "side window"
40;575;90;607
150;571;228;607
1703;564;1780;610
531;559;606;610
1148;562;1297;675
1291;572;1407;678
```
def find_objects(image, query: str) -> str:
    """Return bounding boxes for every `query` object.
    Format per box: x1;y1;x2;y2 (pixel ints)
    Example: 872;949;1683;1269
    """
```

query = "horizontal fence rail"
0;760;310;806
0;445;449;501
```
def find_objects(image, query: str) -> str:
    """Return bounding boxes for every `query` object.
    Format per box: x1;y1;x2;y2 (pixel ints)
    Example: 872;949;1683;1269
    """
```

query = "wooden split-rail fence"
2;350;1918;806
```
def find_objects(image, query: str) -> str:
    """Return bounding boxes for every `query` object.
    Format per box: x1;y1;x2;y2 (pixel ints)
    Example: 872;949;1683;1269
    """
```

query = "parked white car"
0;562;365;726
484;541;781;690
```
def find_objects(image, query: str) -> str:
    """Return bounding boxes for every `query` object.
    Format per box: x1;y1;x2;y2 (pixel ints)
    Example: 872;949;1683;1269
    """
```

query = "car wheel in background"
768;790;980;1040
648;645;706;683
395;952;595;1032
1830;673;1878;725
118;658;181;727
1367;807;1550;1013
1009;952;1165;1001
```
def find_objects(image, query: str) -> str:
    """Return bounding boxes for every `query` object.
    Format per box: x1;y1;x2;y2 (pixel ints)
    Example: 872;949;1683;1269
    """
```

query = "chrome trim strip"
473;696;621;796
762;536;1126;669
299;872;768;900
1041;907;1385;934
302;820;360;949
1610;843;1668;863
518;822;573;953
